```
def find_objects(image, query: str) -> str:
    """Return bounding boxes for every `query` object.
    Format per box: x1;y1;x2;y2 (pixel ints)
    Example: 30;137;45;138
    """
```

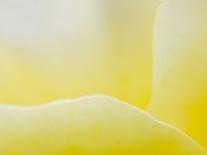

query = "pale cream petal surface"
0;0;161;108
148;0;207;148
0;95;206;155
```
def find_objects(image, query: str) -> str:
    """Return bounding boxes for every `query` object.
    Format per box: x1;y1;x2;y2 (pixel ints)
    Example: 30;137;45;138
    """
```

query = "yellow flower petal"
148;0;207;148
0;95;205;154
0;0;161;107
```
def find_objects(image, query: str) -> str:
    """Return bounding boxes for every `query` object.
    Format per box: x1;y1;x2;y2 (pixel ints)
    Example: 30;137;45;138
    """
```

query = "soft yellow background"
0;0;160;108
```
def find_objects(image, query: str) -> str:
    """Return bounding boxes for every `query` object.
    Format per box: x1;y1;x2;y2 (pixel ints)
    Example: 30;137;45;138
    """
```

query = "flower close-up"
0;0;207;154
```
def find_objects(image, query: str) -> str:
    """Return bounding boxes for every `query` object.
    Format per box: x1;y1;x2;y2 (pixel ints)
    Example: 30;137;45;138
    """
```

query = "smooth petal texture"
102;0;161;107
148;0;207;148
0;95;206;155
0;0;161;107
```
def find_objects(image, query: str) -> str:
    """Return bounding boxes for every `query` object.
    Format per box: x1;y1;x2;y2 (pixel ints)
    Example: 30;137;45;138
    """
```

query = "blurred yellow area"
0;0;207;154
0;0;161;107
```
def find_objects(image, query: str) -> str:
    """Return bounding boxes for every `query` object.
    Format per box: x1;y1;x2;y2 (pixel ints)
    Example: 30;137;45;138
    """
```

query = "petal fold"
148;0;207;148
0;95;206;154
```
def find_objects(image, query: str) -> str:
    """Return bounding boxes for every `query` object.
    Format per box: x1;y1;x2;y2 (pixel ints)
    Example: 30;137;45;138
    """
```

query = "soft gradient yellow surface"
0;95;206;155
148;0;207;148
0;0;206;154
0;0;161;108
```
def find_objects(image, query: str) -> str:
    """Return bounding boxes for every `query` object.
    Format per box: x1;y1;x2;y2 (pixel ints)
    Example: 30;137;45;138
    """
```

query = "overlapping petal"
0;95;206;155
148;0;207;148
